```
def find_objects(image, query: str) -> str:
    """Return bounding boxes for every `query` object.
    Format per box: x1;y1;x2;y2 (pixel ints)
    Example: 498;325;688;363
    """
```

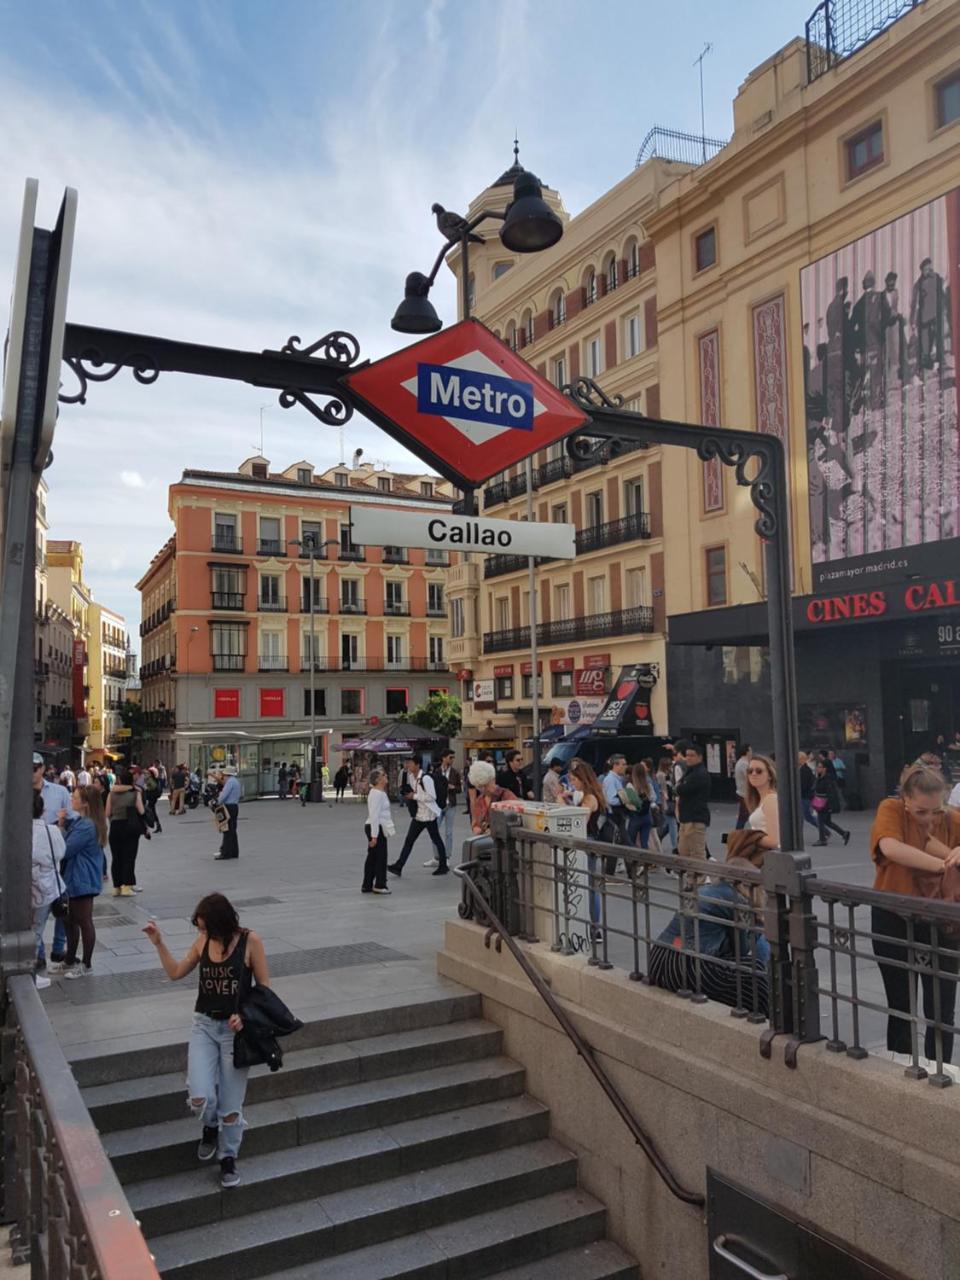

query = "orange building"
136;456;456;793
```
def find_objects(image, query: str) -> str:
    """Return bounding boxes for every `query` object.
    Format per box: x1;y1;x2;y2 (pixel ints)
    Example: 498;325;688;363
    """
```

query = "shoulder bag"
45;827;69;919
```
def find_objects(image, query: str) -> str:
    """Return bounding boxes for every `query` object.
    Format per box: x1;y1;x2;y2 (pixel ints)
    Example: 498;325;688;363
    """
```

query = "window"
496;597;510;630
521;672;543;698
301;520;323;553
585;270;597;306
259;574;282;609
605;255;617;293
467;274;476;311
301;628;323;665
420;481;434;497
334;471;348;487
695;226;717;272
297;468;311;485
493;261;512;280
426;547;447;565
428;582;444;614
451;597;465;638
385;580;404;613
936;70;960;129
706;546;727;606
213;514;238;551
585;490;604;528
505;321;517;351
259;516;282;555
259;630;285;670
845;120;883;180
588;575;606;615
386;635;404;668
339;523;362;558
341;688;363;715
552;355;566;388
627;239;640;278
624;312;641;358
303;688;327;716
211;567;244;609
495;676;513;701
550;290;566;328
587;336;602;377
429;634;444;665
377;476;391;492
386;688;408;715
341;579;361;611
624;478;644;515
303;576;324;612
625;567;647;608
554;584;570;620
341;633;360;668
552;669;573;696
210;623;246;670
551;503;567;524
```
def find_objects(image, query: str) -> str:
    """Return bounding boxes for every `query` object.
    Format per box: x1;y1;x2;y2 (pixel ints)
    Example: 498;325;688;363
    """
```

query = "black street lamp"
391;144;562;336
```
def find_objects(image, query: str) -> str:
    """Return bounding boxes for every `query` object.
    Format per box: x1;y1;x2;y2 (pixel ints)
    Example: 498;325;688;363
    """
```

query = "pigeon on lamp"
432;203;483;244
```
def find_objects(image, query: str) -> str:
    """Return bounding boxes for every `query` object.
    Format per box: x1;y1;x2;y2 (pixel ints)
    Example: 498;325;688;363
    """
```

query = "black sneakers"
197;1126;218;1161
220;1156;240;1188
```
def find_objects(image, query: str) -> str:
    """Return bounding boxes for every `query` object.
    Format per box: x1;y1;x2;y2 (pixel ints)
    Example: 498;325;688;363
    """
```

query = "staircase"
75;983;638;1279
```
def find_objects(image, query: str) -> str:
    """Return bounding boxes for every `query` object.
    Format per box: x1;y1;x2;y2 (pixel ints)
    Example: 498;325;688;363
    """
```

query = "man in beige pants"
676;741;711;862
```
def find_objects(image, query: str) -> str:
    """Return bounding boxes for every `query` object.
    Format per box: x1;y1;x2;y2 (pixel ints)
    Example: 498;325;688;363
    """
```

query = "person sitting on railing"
744;754;780;850
648;856;770;1016
870;761;960;1067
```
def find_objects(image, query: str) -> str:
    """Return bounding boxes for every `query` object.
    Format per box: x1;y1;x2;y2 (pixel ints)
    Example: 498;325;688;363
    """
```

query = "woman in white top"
32;789;65;987
745;755;780;851
363;768;396;895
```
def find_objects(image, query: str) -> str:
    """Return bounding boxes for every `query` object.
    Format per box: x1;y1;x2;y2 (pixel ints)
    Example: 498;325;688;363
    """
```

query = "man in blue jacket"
215;767;242;861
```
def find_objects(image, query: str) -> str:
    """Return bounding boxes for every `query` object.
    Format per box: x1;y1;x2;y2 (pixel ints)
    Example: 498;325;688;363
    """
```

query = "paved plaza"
37;793;883;1063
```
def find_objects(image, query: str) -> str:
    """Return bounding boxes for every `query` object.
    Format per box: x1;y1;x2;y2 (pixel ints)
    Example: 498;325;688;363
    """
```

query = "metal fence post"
760;850;822;1064
490;809;522;937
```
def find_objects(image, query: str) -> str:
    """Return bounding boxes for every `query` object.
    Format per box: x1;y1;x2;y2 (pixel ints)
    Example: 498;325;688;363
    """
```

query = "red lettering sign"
493;664;514;677
259;688;284;717
583;653;611;669
806;590;887;624
214;689;240;718
550;656;575;672
905;580;959;612
575;668;607;697
520;661;542;675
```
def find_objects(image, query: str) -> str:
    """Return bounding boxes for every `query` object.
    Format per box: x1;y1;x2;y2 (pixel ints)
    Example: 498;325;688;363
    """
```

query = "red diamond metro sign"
342;319;590;489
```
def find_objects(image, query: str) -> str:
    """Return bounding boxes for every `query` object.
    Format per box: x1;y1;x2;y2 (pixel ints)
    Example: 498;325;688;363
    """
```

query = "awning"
337;719;447;754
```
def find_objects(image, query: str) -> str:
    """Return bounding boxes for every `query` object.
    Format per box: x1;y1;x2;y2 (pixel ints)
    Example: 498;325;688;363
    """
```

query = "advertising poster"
801;188;960;589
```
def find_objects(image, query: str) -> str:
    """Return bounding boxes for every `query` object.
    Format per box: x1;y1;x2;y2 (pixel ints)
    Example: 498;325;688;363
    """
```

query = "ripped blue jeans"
187;1013;249;1158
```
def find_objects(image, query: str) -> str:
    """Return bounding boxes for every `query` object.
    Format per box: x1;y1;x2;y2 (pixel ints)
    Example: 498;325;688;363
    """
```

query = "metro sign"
342;319;589;489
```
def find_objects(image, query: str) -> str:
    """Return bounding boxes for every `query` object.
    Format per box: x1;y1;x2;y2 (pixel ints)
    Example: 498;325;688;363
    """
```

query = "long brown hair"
631;761;651;798
746;754;777;814
191;893;241;947
900;762;947;803
568;757;607;812
76;785;107;847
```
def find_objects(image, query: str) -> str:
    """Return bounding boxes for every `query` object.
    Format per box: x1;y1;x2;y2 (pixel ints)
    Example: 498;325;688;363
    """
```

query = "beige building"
45;539;92;753
649;0;960;801
33;481;75;752
445;156;684;747
87;603;128;756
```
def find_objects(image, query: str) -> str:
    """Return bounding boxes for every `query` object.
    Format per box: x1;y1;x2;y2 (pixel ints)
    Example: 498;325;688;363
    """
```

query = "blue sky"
1;0;811;637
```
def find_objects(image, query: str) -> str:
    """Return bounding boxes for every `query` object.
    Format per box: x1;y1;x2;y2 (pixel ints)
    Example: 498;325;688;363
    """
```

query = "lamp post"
392;147;561;795
289;535;338;802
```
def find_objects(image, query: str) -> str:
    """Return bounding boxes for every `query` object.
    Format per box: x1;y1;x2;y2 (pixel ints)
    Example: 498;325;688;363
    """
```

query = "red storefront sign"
493;663;515;677
575;667;608;697
259;688;285;717
214;689;240;718
805;579;960;626
550;656;575;672
582;653;611;669
520;661;542;675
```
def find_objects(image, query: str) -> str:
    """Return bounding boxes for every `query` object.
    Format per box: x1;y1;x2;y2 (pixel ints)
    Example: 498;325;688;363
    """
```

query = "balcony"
426;603;446;617
484;553;534;578
104;664;127;678
211;591;246;610
257;539;284;556
576;511;651;554
212;655;245;672
211;535;243;554
483;605;656;653
446;560;480;593
299;596;330;614
383;601;410;616
338;546;365;562
483;442;650;508
139;598;176;637
139;657;174;679
383;549;408;564
425;551;450;567
298;545;329;560
258;596;288;612
300;656;449;673
142;708;176;728
34;660;48;680
339;599;367;615
258;656;288;671
536;456;574;489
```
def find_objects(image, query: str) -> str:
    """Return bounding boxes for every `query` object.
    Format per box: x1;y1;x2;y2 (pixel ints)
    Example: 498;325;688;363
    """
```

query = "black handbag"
45;827;69;919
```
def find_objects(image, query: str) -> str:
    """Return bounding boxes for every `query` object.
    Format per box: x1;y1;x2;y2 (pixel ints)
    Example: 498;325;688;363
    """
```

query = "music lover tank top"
195;931;248;1018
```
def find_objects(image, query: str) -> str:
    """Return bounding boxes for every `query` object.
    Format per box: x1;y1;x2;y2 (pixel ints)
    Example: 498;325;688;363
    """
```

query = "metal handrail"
8;975;159;1276
453;862;705;1207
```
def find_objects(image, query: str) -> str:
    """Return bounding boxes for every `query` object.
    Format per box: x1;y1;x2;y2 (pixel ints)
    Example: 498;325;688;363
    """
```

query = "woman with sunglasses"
744;754;780;851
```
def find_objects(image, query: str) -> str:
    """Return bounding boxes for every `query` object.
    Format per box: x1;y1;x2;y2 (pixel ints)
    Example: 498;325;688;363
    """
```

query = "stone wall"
438;918;960;1280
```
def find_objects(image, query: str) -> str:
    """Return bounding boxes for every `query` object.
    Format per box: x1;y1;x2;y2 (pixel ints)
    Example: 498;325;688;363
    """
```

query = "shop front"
668;575;960;807
180;732;316;799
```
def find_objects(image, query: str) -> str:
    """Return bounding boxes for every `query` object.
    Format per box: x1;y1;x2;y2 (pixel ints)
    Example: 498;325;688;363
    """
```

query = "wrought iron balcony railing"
300;656;449;673
257;539;285;556
383;549;408;564
211;535;243;554
299;596;330;614
258;656;288;671
211;591;245;610
805;0;922;84
338;546;365;562
258;596;287;612
384;601;410;616
339;599;367;615
576;510;651;553
483;604;656;653
212;654;245;671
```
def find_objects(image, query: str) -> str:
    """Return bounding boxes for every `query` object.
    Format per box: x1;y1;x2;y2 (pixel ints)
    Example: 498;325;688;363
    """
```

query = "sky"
0;0;811;641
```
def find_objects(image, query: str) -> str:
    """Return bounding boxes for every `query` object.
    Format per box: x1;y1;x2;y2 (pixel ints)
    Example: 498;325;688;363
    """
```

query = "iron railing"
139;599;176;637
635;126;727;168
463;815;960;1089
383;601;410;616
257;656;288;671
258;596;287;612
299;656;448;672
211;535;242;554
577;510;651;552
483;442;649;509
483;604;655;653
211;591;245;610
212;654;245;671
5;975;160;1277
339;599;367;615
299;596;330;614
383;549;408;564
805;0;922;83
338;546;365;562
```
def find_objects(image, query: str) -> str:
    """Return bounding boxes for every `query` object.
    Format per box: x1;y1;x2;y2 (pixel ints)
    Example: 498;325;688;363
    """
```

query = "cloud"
120;470;147;489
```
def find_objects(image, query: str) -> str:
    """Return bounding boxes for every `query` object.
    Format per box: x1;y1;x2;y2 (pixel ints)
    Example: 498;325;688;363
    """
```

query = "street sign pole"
525;456;541;797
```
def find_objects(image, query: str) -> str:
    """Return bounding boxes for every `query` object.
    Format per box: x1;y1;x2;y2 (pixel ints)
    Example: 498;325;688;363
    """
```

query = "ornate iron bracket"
59;347;160;405
563;376;780;539
279;331;361;365
278;386;352;427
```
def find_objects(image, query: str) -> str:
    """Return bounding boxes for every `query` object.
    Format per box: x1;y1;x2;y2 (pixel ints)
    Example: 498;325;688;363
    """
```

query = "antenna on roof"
338;424;345;464
694;43;713;163
513;131;519;164
254;404;269;457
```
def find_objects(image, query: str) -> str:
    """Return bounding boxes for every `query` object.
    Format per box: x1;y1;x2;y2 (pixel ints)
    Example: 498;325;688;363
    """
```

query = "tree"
402;691;461;739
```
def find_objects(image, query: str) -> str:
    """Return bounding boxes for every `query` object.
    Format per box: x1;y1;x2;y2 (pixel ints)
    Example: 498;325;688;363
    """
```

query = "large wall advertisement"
801;188;960;590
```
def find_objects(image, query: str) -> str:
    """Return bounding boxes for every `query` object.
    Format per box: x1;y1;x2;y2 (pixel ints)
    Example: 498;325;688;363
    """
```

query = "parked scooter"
184;777;201;810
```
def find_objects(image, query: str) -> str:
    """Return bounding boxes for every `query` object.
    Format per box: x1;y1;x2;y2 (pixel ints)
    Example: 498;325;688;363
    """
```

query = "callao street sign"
343;318;590;489
349;504;576;559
